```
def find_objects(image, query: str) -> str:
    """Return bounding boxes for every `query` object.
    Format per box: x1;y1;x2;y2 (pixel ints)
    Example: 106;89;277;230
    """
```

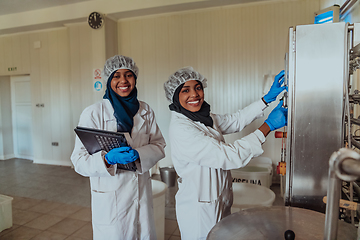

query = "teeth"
188;100;199;104
119;86;128;90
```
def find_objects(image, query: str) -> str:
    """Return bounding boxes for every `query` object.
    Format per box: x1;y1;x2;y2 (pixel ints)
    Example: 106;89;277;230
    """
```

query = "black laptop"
74;126;137;171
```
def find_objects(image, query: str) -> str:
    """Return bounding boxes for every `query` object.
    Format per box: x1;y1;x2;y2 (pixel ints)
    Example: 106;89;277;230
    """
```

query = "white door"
11;75;33;160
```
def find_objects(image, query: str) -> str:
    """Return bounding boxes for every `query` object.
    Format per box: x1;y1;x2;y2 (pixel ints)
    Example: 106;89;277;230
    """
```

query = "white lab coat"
71;99;166;240
169;99;268;240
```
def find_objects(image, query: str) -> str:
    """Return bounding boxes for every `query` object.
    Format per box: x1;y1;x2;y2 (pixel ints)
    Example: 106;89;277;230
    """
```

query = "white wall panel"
0;38;4;74
105;17;119;59
68;25;82;128
2;37;13;74
28;32;43;162
79;26;93;109
168;15;184;71
48;30;65;164
49;31;61;162
133;18;156;111
39;32;52;163
68;23;106;130
118;0;321;169
0;76;14;159
20;35;31;74
155;17;170;116
11;36;21;72
58;30;72;165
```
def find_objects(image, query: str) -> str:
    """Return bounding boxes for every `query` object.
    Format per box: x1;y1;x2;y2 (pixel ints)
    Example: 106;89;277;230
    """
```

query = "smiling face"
178;80;204;112
110;69;136;97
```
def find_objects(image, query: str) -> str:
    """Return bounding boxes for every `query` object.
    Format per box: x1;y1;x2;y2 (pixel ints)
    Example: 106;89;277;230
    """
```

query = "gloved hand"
263;70;287;104
105;146;139;165
265;100;288;131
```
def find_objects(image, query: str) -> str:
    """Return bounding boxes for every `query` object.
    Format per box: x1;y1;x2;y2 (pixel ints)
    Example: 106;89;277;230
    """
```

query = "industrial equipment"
284;22;360;215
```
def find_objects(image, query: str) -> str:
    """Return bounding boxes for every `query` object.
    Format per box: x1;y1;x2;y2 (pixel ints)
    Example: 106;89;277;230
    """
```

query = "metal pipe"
352;181;360;198
349;94;360;103
324;167;341;239
351;135;360;149
324;148;360;240
340;0;352;11
324;152;343;240
350;118;360;126
340;0;358;19
342;159;360;176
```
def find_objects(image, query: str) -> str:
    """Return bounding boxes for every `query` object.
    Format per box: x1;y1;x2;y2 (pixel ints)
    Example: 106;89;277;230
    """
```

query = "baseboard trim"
0;154;16;160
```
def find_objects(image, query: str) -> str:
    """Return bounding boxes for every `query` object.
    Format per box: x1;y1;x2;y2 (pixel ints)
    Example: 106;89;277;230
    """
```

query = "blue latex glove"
265;100;288;131
263;70;287;104
105;146;139;165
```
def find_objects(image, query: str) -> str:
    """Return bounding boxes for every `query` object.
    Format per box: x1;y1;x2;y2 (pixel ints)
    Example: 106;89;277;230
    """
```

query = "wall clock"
88;12;104;29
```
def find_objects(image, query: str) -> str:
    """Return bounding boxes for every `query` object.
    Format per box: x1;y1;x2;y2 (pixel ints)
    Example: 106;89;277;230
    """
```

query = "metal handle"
324;148;360;240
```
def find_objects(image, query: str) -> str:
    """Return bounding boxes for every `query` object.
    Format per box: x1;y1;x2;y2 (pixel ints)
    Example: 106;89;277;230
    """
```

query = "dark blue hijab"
103;71;140;133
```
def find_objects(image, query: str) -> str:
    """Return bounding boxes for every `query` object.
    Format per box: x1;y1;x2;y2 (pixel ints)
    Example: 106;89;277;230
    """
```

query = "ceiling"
0;0;93;16
0;0;271;35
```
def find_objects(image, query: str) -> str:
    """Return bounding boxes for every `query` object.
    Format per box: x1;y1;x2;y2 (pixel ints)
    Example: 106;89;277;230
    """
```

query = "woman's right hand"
264;100;288;131
105;146;139;165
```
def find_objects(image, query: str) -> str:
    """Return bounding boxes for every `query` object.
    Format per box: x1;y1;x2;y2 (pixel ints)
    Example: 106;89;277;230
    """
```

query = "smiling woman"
163;66;287;239
71;55;166;240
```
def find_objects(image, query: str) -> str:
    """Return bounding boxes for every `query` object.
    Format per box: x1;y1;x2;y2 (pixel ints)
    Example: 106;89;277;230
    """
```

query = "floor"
0;158;283;240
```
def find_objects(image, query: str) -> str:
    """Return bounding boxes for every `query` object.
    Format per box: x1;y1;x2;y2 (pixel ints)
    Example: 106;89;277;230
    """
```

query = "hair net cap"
164;66;207;102
103;55;139;81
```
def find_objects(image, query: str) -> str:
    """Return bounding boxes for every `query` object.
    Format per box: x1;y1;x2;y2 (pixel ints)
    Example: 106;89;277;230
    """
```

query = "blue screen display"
315;10;334;24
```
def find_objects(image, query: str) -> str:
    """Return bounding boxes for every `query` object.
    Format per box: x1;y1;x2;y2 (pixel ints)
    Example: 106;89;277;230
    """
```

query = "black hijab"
169;81;213;128
103;71;140;132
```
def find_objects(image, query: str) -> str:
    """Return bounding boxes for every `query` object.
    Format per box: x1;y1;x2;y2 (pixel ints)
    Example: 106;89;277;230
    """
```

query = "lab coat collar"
172;111;208;129
103;99;115;122
131;103;146;139
172;111;213;131
172;111;225;142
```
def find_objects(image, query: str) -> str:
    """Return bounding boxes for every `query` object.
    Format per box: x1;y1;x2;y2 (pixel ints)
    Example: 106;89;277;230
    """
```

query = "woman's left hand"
264;100;288;131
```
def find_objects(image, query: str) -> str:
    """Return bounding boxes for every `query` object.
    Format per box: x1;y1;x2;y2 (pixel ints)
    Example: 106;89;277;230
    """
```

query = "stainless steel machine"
284;22;360;213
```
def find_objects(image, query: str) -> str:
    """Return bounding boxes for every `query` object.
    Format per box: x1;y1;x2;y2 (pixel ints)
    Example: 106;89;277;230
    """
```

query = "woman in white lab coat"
163;67;287;240
71;55;166;240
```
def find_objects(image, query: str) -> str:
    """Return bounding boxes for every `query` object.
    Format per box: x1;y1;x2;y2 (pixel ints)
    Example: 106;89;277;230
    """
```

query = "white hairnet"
164;66;207;102
103;55;139;81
